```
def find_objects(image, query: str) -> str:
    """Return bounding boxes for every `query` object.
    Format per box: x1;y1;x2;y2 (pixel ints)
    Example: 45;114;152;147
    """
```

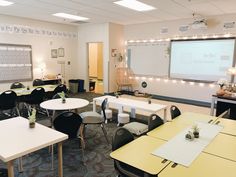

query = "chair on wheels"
112;128;156;177
79;98;109;147
170;105;181;119
0;90;19;117
123;114;163;136
10;82;25;89
32;79;44;86
53;111;85;148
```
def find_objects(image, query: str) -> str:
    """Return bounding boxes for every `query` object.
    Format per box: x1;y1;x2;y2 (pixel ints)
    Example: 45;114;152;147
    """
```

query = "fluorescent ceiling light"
0;0;14;6
53;13;89;21
114;0;156;12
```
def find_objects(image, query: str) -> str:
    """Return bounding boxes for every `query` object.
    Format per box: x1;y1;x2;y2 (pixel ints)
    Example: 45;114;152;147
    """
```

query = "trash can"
89;80;96;91
78;79;85;92
69;79;79;94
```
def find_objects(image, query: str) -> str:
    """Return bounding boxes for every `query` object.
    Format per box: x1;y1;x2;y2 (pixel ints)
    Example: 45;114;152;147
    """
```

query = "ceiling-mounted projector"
191;19;207;29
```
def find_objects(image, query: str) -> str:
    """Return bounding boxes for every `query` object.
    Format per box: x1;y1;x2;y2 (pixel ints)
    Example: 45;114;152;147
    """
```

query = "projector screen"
170;38;236;82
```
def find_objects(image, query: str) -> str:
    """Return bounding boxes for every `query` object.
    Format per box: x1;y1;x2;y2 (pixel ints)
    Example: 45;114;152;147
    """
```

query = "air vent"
71;21;89;24
223;22;235;29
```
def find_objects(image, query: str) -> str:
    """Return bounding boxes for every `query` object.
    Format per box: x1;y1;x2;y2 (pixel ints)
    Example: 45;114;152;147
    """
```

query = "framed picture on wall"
51;49;57;58
58;48;64;57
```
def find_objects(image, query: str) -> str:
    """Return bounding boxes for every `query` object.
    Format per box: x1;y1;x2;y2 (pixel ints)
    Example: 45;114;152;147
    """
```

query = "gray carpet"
0;92;120;177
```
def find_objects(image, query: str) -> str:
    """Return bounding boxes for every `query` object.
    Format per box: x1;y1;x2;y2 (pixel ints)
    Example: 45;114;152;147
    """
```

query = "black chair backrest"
101;98;108;120
29;87;45;104
10;82;25;89
53;84;67;95
33;79;44;86
170;105;181;119
112;127;134;151
148;114;164;131
53;111;82;139
0;90;17;110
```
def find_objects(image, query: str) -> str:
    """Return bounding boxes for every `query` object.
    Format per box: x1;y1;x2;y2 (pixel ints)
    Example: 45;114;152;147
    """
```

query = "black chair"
148;114;164;131
0;90;19;117
79;98;109;147
112;128;155;177
32;79;44;86
170;105;181;119
0;168;7;177
24;87;45;112
53;111;85;147
10;82;25;89
47;84;67;99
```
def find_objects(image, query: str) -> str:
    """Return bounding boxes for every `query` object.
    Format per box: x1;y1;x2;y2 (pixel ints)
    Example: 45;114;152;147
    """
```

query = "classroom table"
93;95;168;121
147;112;218;141
213;117;236;136
203;133;236;162
0;117;68;177
110;136;170;175
159;152;236;177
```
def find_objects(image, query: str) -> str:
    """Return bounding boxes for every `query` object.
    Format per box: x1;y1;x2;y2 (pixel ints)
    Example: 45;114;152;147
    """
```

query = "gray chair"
79;98;109;147
123;114;163;136
112;128;156;177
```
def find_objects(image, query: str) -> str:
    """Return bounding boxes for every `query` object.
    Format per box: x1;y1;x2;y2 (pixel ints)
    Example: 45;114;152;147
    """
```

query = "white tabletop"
93;95;167;113
0;117;68;162
40;98;89;110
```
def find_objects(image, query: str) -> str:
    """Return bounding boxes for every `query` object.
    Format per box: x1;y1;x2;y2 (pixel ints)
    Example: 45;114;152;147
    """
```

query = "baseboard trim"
105;92;210;107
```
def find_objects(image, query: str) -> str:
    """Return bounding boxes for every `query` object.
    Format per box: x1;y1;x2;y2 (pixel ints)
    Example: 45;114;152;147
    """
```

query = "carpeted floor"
0;92;120;177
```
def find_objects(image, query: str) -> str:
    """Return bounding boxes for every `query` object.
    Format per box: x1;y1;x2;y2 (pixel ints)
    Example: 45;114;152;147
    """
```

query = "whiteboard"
0;44;32;82
127;42;170;76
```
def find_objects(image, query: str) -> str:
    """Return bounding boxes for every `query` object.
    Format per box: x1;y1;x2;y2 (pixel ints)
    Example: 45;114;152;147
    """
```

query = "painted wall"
124;14;236;103
0;14;77;91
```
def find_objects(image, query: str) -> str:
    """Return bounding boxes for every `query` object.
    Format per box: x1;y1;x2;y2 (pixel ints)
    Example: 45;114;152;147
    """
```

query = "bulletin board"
0;44;33;82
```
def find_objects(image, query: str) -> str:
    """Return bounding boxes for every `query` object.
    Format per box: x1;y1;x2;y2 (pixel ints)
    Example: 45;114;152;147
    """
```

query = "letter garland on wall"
0;23;77;39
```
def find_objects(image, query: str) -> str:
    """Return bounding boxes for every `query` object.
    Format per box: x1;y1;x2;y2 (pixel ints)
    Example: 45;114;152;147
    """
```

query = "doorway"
88;42;104;94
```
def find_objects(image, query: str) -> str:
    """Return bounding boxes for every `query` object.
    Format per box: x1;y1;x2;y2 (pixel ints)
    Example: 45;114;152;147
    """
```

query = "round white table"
40;98;89;110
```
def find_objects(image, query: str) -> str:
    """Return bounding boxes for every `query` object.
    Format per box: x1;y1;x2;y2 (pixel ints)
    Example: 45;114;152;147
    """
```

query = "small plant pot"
148;99;151;104
62;98;66;103
116;95;119;98
193;131;199;138
29;122;35;128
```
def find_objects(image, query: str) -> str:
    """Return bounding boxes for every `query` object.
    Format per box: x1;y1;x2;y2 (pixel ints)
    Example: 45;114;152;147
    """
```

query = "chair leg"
79;124;86;149
51;145;54;170
101;123;109;145
18;157;23;172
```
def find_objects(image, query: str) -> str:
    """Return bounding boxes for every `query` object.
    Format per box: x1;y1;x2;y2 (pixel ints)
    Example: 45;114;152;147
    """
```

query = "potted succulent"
216;78;228;96
147;95;152;104
192;124;200;138
185;131;194;141
58;91;66;103
28;108;36;128
114;91;120;98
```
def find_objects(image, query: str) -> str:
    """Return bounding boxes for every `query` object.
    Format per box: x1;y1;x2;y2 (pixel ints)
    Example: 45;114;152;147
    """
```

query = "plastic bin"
69;79;79;94
89;80;96;91
78;79;85;92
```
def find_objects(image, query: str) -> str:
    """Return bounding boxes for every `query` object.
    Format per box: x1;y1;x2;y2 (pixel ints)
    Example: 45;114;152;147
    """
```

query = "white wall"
124;14;236;103
0;15;77;90
76;22;124;93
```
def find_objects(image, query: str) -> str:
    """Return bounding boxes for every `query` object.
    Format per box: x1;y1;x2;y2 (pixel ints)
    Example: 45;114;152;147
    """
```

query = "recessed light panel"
114;0;156;11
53;13;89;21
0;0;14;6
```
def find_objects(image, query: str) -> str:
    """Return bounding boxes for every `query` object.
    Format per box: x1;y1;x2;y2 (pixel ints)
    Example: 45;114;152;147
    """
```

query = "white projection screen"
170;38;236;82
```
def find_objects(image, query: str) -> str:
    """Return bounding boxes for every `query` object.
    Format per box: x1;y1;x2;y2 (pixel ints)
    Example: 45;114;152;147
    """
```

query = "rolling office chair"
170;105;181;119
0;90;20;117
10;82;25;89
123;114;164;136
79;98;109;147
112;128;156;177
32;79;44;86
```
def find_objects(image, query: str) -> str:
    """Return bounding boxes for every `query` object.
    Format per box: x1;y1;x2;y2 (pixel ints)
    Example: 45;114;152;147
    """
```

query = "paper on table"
152;122;223;167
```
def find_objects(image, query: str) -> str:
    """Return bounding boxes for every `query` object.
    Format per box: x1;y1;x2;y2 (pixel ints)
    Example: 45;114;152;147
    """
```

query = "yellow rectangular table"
110;136;170;175
214;117;236;136
159;153;236;177
203;133;236;162
147;112;218;141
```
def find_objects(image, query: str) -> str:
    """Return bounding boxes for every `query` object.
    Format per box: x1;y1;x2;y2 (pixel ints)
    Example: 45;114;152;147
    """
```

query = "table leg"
58;142;63;177
93;100;96;112
163;108;167;123
7;160;14;177
131;108;136;118
210;97;216;116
